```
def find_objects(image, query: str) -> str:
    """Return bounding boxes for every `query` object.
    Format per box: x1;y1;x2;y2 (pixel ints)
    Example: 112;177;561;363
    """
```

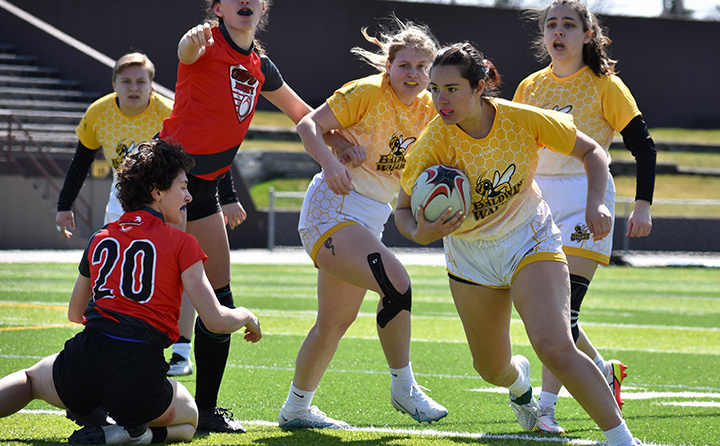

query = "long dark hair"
431;42;502;97
524;0;616;76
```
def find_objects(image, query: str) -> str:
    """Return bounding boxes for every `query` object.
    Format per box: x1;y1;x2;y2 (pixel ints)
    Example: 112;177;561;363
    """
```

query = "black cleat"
66;407;113;427
197;407;246;433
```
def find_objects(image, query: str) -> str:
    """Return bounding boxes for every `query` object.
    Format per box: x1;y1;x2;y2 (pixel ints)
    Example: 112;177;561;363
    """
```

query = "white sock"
593;352;607;370
538;391;559;410
390;363;415;392
284;384;314;414
172;341;191;359
508;358;530;397
603;420;634;446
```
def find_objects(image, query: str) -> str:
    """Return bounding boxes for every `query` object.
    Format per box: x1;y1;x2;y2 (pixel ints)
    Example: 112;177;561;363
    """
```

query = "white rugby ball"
411;164;471;222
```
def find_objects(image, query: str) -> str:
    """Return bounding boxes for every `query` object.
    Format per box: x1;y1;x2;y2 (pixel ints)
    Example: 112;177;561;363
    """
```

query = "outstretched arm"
178;23;214;65
182;261;261;342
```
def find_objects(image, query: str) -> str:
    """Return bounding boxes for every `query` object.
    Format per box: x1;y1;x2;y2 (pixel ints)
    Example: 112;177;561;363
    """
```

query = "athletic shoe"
278;405;350;429
535;406;565;434
391;384;448;423
606;359;628;410
508;355;539;431
509;388;540;431
197;407;246;433
66;407;113;427
68;424;152;445
632;438;644;445
166;353;193;376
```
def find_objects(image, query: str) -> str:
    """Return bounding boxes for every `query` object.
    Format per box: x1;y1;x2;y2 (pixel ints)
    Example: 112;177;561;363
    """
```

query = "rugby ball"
411;164;471;222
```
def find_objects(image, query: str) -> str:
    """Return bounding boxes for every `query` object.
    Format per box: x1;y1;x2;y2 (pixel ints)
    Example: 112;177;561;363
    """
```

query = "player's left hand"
222;202;247;230
586;203;612;241
626;200;652;237
337;144;367;168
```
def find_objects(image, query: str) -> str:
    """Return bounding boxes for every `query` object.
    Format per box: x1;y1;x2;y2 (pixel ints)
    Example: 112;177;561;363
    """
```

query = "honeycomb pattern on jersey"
402;99;576;242
515;66;638;176
329;75;436;204
77;93;172;171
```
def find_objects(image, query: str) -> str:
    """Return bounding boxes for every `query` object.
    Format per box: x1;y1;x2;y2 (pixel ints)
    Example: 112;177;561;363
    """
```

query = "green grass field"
1;261;719;445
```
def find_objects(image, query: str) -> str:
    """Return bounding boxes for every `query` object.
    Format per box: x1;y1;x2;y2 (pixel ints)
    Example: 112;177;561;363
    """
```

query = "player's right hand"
324;159;353;196
239;307;262;343
55;210;75;239
186;23;214;47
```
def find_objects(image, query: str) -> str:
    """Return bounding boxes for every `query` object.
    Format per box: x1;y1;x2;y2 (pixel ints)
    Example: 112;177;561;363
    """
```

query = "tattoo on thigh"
324;237;335;256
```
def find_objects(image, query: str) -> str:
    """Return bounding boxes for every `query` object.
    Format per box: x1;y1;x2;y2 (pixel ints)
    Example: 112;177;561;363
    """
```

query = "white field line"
14;409;673;445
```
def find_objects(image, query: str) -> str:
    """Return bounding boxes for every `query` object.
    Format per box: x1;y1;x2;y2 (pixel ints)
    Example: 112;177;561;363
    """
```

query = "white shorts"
535;174;615;265
104;184;123;224
445;201;566;288
298;173;392;263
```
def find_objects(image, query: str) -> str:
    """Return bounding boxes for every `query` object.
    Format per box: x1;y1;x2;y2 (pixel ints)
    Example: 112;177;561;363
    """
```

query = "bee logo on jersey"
376;133;414;172
552;104;573;114
230;64;259;124
111;141;139;169
570;224;591;242
472;164;523;220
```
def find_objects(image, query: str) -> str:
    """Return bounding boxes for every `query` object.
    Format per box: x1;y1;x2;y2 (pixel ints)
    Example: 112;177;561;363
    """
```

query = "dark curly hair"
431;42;502;97
524;0;616;76
115;139;194;212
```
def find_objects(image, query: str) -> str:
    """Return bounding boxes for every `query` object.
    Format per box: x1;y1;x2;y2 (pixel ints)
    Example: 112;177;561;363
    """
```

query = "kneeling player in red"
0;139;261;445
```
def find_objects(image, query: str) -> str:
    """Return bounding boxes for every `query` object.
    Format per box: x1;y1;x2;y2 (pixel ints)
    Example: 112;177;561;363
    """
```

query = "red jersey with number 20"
79;208;207;344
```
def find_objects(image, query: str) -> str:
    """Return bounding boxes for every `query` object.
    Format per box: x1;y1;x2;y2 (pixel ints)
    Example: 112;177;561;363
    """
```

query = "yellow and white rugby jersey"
401;98;577;242
76;92;174;172
327;73;436;204
513;65;640;176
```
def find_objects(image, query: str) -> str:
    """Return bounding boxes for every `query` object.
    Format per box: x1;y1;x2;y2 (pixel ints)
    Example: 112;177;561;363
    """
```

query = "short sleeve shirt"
513;65;640;176
327;74;437;204
401;98;577;241
78;208;207;344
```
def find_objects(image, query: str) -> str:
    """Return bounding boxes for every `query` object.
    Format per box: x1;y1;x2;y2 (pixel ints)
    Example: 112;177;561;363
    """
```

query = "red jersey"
160;25;284;181
79;208;207;346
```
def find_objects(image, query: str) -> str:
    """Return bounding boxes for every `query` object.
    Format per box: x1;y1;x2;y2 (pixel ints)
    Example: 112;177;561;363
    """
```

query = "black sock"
150;426;168;443
194;285;234;409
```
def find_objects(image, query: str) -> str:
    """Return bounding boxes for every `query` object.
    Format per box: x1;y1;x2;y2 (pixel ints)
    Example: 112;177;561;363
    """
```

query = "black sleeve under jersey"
260;55;285;92
218;170;239;205
620;115;656;204
57;141;98;211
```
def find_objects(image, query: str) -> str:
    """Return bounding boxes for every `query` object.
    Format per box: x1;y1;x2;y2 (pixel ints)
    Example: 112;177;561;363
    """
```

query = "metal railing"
267;187;305;250
1;110;91;227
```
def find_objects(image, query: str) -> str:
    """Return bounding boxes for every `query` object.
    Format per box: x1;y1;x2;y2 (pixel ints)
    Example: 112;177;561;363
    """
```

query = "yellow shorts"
298;172;392;263
535;173;615;265
445;201;566;288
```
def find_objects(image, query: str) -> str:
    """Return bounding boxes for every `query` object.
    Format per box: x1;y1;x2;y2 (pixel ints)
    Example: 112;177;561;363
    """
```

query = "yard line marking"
0;324;76;332
0;302;67;311
13;410;646;445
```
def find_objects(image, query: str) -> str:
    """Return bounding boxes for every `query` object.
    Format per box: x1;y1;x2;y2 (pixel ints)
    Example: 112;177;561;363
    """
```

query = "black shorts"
52;329;173;426
187;174;223;221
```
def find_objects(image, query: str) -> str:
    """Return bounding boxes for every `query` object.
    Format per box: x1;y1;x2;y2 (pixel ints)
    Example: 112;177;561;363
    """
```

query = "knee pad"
569;274;590;343
368;253;411;328
195;285;235;342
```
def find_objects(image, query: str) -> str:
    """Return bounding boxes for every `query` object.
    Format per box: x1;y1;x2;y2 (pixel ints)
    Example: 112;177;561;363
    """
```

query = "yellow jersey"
401;98;577;241
327;73;436;204
76;92;174;172
513;65;640;176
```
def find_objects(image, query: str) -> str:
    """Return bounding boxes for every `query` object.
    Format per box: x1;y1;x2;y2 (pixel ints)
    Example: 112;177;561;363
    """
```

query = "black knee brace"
368;253;411;328
195;284;235;342
569;274;590;343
